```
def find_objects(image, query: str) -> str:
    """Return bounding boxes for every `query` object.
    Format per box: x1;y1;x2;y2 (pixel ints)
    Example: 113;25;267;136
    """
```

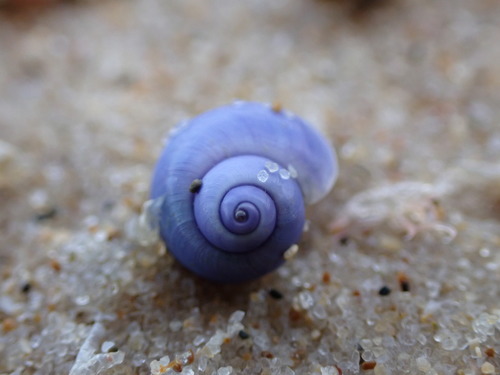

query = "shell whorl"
150;102;338;282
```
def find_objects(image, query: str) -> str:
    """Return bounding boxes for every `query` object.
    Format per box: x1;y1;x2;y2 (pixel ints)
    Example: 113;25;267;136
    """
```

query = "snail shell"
151;102;337;282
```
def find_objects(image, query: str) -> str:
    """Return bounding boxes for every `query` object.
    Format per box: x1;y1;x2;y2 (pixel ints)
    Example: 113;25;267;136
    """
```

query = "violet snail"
150;101;338;283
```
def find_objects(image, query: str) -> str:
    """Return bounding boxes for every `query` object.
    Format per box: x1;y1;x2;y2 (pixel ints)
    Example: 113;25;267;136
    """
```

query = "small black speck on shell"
189;179;203;193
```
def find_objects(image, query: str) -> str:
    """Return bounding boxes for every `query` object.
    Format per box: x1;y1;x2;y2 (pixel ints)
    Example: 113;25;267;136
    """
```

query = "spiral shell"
151;102;337;282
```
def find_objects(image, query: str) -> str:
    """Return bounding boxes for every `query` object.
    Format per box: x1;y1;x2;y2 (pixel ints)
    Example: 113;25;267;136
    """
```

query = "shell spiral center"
219;185;276;238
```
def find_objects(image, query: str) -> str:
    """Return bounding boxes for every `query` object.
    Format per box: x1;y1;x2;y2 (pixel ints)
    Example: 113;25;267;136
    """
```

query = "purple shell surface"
151;101;337;283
